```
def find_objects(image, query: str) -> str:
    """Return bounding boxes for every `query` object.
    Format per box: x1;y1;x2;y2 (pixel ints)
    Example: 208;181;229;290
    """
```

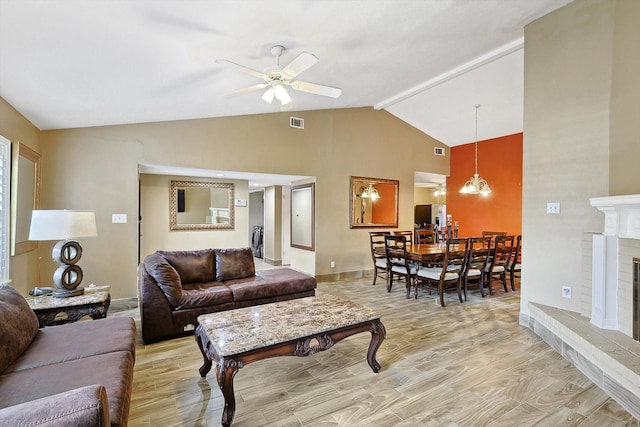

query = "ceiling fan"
216;45;342;107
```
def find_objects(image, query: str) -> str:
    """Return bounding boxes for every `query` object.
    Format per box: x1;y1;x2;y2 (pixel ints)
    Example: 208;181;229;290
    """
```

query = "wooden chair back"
416;228;436;244
393;230;413;245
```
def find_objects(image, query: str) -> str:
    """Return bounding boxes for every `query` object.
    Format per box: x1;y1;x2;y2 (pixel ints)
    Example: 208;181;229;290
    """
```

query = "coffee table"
195;293;386;427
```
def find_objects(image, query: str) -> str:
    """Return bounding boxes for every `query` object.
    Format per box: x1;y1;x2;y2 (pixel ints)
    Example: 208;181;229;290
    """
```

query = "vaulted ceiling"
0;0;572;150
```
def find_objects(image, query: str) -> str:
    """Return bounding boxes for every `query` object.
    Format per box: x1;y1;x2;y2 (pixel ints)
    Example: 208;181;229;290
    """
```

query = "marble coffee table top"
197;293;380;356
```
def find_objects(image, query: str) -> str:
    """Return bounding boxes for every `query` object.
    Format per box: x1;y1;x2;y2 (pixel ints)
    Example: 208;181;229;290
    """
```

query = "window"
0;136;10;284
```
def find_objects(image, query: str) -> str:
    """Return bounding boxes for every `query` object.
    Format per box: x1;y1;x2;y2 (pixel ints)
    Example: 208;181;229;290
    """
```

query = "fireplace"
590;194;640;338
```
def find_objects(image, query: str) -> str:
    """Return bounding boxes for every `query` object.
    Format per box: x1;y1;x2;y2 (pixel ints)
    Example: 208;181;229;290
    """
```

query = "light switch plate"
112;214;127;223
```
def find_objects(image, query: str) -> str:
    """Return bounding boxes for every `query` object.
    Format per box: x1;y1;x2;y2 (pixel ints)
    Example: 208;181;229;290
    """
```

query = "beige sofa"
0;285;136;427
139;247;317;343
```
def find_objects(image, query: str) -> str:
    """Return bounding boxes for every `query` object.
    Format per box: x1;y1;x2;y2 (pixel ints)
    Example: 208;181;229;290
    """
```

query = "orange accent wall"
446;133;522;237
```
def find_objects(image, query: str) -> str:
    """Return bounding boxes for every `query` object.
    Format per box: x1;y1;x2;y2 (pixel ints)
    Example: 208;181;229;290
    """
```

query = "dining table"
375;243;450;263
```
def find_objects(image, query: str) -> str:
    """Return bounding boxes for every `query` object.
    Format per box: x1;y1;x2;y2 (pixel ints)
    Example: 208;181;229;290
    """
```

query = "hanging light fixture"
360;184;380;200
460;104;491;196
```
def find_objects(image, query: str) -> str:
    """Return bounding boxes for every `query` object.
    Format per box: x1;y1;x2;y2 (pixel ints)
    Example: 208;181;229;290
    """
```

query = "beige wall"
0;98;41;295
521;0;639;316
609;0;640;195
139;174;249;256
414;186;445;206
30;107;447;298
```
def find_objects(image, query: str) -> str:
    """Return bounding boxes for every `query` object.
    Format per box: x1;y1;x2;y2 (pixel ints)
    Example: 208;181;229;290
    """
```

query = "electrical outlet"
562;286;572;299
330;261;335;268
547;202;561;214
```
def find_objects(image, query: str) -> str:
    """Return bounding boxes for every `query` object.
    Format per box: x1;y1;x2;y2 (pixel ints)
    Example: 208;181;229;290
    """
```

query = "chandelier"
460;104;491;196
360;184;380;200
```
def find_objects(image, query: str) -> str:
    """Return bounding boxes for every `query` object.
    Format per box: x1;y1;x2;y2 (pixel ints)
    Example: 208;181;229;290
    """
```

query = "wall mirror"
350;176;399;228
290;183;315;251
170;180;234;230
10;142;41;255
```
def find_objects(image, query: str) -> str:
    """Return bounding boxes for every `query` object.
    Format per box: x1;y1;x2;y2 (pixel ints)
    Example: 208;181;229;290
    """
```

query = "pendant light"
459;104;491;196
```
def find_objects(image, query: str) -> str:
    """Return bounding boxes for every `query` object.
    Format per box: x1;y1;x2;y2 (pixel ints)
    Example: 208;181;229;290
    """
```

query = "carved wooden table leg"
216;358;241;427
195;332;213;378
367;320;386;373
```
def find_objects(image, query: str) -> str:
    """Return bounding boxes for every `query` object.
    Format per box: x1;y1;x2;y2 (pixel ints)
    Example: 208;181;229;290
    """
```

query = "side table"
26;288;111;327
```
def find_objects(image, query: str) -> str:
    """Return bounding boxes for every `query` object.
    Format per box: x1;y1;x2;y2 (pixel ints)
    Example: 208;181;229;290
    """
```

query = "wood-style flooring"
111;274;639;426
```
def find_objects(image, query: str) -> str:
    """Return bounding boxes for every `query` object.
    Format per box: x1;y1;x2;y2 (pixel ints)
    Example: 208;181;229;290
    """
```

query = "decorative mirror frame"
290;183;315;251
350;176;399;229
10;141;41;256
170;180;235;230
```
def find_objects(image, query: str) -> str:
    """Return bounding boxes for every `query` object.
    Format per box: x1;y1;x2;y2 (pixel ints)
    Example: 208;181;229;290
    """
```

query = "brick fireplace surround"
525;194;640;419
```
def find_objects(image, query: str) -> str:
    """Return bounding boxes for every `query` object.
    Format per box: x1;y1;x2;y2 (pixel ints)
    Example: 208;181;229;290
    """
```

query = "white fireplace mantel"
590;194;640;239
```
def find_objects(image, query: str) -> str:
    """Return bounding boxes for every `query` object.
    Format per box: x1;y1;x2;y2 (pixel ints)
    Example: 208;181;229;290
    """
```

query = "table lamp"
28;210;98;298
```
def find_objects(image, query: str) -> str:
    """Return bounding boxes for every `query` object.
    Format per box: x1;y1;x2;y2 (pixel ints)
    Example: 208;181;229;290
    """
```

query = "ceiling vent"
290;116;304;129
434;147;445;156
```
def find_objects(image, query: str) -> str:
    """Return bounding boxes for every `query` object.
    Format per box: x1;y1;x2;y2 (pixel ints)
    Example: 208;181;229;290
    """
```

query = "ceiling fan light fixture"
261;87;275;104
274;83;292;105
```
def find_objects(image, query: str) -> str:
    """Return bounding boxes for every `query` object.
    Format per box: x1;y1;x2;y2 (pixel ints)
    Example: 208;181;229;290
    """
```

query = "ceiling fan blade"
222;83;269;98
215;59;265;78
290;81;342;98
281;52;318;78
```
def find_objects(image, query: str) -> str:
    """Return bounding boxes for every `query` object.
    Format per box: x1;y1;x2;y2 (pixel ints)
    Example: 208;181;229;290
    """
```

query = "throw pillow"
214;247;255;281
144;253;183;307
0;285;40;372
157;249;215;284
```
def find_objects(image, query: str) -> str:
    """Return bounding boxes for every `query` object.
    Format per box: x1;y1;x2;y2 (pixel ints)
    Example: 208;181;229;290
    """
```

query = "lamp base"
52;287;84;298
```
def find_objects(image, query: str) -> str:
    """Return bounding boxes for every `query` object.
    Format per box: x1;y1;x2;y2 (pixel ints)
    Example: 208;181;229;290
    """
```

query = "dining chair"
415;237;469;307
506;234;522;291
384;234;417;296
463;236;491;299
416;228;436;244
369;231;390;286
484;235;515;295
393;230;414;245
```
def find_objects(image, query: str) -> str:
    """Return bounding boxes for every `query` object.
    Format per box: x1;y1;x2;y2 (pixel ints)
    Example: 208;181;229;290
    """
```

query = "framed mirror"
350;176;399;228
10;141;41;255
170;180;234;230
290;183;315;251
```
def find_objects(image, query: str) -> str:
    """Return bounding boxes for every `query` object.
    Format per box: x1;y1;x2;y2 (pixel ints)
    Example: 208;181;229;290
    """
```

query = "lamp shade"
29;210;97;241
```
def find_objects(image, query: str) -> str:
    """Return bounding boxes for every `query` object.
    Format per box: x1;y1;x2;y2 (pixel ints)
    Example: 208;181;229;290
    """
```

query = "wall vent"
290;116;304;129
434;147;445;156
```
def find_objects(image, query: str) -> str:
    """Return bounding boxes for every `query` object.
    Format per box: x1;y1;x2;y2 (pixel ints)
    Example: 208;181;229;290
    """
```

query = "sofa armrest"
0;385;110;427
139;262;176;343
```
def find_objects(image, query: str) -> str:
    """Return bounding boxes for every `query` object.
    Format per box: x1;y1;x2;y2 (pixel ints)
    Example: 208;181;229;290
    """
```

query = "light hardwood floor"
112;274;639;426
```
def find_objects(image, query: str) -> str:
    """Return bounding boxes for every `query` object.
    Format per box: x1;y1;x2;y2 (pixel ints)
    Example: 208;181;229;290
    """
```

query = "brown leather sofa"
0;285;136;427
139;247;317;343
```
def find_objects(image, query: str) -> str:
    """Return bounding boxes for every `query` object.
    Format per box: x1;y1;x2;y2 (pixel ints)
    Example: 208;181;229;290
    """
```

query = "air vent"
434;147;445;156
290;116;304;129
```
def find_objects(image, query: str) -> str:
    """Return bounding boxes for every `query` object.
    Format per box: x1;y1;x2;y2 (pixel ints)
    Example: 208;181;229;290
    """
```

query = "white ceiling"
0;0;572;186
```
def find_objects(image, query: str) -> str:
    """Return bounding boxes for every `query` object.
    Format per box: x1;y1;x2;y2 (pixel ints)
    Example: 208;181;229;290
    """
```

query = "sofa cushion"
4;317;136;373
158;249;215;285
144;253;182;307
0;385;110;427
0;285;40;373
178;282;234;309
225;268;316;301
0;351;134;427
214;247;255;281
